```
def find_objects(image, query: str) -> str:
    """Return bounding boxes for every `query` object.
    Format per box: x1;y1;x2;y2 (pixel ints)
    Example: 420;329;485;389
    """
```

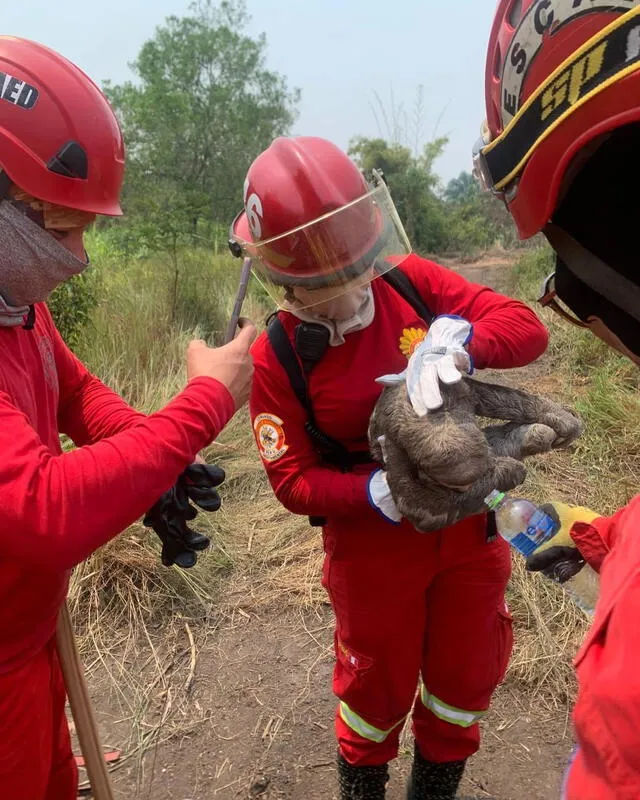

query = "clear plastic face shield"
472;119;501;196
230;171;412;314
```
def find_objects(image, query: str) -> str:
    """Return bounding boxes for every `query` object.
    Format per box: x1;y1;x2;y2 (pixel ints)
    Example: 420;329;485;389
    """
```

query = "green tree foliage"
444;171;525;254
348;134;527;257
444;171;479;205
48;271;98;351
105;0;300;236
348;136;449;253
101;0;299;327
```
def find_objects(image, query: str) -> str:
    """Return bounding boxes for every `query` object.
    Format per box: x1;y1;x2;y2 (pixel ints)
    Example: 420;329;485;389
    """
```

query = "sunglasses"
537;272;590;328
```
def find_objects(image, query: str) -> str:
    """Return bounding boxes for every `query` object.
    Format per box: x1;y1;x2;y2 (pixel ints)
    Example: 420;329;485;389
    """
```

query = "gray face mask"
0;200;88;309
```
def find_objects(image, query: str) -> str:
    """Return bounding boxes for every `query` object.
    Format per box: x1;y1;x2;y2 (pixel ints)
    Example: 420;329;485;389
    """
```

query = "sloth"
368;377;583;532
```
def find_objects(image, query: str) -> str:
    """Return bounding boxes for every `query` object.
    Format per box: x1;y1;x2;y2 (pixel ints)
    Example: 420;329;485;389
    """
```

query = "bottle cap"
484;489;505;510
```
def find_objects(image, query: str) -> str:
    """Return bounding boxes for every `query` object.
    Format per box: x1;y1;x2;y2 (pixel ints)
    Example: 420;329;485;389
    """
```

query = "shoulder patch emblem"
254;413;288;463
399;327;427;358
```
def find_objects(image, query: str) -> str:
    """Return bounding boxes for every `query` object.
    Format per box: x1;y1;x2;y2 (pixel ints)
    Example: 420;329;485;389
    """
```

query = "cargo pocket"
495;602;514;685
335;632;374;678
334;630;373;699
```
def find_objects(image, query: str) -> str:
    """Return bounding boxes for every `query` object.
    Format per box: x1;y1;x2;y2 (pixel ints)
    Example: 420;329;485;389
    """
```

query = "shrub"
48;270;98;351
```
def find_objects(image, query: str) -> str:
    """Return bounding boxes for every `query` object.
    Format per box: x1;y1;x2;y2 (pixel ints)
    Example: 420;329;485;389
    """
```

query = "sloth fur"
368;377;583;532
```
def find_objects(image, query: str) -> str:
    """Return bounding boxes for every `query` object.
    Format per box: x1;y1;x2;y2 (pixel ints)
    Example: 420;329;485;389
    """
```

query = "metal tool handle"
224;257;252;344
55;258;254;800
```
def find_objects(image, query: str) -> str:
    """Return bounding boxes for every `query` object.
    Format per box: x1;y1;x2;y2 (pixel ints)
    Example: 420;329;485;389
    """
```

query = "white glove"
367;468;402;524
377;315;473;415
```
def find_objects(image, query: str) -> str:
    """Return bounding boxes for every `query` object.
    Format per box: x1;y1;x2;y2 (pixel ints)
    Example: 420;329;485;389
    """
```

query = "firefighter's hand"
367;469;402;524
526;502;599;582
143;463;226;568
376;316;472;414
187;319;257;409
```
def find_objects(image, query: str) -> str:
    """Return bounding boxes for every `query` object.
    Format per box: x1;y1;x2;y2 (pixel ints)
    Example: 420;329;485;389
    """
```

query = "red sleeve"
400;255;549;369
571;504;634;572
571;581;640;793
0;377;234;572
47;312;146;444
249;335;369;518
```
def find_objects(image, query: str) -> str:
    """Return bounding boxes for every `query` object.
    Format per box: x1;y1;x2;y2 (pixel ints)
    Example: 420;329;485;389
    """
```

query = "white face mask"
288;284;376;346
0;200;88;309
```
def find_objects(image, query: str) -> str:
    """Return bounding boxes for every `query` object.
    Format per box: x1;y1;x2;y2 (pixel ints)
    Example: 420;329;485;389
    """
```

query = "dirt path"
95;254;575;800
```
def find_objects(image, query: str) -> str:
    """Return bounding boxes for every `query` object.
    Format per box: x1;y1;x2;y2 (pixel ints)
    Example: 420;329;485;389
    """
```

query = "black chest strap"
265;268;434;525
380;268;435;325
267;315;367;470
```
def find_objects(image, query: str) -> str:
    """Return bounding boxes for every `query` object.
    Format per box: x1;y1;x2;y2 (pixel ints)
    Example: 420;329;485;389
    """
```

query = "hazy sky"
9;0;498;185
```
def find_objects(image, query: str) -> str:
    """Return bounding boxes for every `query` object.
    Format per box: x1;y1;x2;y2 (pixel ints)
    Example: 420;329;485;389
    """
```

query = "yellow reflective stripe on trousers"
420;685;486;728
339;702;404;744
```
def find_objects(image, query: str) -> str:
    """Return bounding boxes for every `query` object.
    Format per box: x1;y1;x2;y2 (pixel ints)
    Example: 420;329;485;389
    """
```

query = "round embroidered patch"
254;413;288;463
399;327;427;358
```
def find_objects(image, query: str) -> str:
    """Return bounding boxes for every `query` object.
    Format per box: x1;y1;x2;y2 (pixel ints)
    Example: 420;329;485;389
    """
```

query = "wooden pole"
56;602;115;799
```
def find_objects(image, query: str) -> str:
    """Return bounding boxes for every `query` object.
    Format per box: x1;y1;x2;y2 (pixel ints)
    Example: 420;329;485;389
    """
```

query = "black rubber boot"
337;752;389;799
406;742;466;799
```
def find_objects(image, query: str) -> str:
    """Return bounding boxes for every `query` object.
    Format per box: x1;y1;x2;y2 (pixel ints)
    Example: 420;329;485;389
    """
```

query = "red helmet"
230;136;410;292
476;1;640;238
0;36;124;215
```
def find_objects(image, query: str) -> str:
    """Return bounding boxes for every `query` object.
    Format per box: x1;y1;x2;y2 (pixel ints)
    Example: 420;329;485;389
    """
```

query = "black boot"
337;752;389;799
406;742;466;799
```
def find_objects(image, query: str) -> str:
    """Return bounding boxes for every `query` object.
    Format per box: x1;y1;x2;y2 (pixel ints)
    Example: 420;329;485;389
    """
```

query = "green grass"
66;234;274;613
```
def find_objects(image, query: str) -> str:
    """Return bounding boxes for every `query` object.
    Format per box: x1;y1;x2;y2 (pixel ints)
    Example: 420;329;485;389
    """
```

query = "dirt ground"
86;254;577;799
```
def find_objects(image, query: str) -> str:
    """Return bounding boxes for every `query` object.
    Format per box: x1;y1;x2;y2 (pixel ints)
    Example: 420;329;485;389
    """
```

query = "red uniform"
250;254;549;766
564;495;640;800
0;304;235;798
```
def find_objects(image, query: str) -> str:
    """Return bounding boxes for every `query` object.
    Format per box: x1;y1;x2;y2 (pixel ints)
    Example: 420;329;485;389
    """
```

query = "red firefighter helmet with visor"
230;136;411;310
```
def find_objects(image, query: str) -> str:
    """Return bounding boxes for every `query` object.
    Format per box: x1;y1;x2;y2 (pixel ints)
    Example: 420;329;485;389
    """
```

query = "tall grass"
70;233;273;625
498;247;640;703
65;232;273;772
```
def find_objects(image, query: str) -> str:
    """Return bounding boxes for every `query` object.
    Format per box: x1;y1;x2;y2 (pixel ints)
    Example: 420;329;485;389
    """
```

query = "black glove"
143;463;226;568
525;502;596;582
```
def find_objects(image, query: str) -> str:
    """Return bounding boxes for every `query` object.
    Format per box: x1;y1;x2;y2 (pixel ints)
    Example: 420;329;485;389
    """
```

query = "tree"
105;0;300;229
348;136;449;253
444;172;479;205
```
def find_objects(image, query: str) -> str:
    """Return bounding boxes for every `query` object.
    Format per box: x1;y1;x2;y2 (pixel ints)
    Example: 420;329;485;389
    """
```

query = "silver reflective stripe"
420;685;486;729
339;702;404;743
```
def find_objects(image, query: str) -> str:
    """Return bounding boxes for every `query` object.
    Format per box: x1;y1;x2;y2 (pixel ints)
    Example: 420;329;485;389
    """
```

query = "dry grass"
67;242;638;780
64;247;275;780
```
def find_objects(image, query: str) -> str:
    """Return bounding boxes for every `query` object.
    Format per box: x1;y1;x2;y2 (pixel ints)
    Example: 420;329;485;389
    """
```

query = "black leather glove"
525;502;598;582
143;463;226;568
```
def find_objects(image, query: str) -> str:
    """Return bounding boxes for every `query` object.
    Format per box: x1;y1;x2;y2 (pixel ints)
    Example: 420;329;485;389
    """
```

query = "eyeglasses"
537;272;590;328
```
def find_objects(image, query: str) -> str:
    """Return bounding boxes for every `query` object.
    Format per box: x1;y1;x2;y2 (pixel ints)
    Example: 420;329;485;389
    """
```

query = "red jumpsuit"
250;254;549;766
564;495;640;800
0;304;234;799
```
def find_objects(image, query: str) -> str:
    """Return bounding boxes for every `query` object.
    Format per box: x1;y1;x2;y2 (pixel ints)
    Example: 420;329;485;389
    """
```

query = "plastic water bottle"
484;490;556;556
485;489;598;614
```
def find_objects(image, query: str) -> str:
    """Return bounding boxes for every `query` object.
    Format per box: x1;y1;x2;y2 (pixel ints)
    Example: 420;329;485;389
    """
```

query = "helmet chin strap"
544;223;640;326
